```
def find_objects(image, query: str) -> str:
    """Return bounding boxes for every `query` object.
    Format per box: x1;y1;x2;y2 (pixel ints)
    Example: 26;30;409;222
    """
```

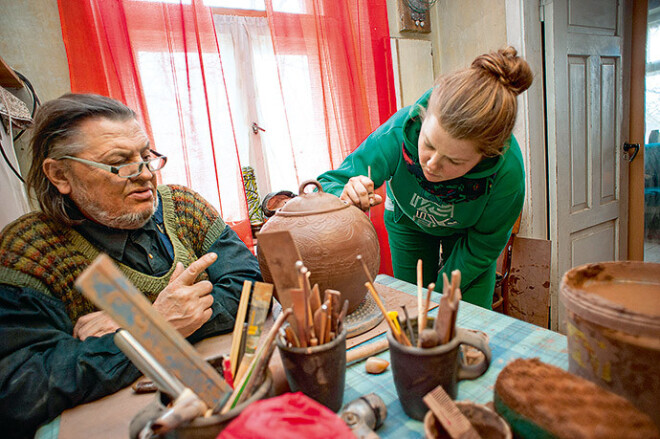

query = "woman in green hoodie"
317;47;533;309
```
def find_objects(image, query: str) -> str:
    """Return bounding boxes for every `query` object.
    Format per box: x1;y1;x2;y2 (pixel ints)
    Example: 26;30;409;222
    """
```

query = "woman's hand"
340;175;383;211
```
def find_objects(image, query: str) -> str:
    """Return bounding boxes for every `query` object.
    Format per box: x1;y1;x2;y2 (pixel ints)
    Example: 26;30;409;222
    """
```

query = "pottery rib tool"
75;254;232;411
417;259;424;347
235;282;273;383
423;385;481;439
255;230;303;313
325;289;341;333
310;283;322;315
230;281;252;377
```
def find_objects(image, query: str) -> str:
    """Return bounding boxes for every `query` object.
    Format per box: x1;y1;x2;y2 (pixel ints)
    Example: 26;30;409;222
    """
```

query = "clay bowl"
424;401;511;439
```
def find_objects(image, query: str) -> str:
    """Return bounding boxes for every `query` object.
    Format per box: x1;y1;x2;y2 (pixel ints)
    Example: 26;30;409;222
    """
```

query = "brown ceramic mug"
387;317;491;421
276;326;347;412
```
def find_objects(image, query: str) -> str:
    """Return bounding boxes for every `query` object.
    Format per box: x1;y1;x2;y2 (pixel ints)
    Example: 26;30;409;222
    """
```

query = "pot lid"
276;180;349;216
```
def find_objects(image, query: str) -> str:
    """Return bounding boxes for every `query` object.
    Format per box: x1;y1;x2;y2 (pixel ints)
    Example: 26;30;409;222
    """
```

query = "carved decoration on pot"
257;180;380;314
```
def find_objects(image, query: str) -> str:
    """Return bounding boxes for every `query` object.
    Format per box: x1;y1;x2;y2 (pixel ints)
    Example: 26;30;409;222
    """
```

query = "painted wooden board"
504;236;552;328
75;254;232;411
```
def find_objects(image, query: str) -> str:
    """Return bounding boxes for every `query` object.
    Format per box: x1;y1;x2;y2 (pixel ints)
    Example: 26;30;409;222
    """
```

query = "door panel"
545;0;629;331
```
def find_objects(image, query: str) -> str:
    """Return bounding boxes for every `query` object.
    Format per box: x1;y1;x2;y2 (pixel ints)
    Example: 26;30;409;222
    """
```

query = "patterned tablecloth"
342;275;568;438
36;274;567;439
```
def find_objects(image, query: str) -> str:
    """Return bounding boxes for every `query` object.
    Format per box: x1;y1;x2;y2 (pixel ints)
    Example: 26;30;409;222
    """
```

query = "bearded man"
0;94;262;438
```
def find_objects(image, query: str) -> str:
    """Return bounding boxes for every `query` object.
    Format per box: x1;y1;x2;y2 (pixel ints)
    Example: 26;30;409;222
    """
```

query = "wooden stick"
346;337;389;365
416;259;424;347
222;308;292;412
235;282;273;383
357;254;376;285
364;282;411;346
419;282;435;337
230;281;252;377
310;283;321;315
401;305;416;346
289;288;308;347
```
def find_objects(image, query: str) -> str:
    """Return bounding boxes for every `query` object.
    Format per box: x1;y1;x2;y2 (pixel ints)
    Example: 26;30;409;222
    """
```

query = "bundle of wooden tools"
357;255;461;349
278;261;349;348
74;254;291;437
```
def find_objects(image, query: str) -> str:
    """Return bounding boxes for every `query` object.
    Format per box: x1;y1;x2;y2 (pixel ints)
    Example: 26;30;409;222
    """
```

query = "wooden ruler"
75;254;232;411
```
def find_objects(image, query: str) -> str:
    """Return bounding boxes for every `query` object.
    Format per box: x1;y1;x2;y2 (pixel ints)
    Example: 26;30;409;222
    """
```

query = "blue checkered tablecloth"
342;275;568;438
36;275;567;439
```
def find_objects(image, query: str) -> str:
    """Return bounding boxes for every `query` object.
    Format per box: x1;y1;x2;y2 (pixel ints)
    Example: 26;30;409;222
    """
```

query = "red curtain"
58;0;395;274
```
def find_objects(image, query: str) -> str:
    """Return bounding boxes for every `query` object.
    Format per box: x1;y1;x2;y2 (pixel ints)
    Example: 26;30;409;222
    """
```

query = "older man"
0;94;262;438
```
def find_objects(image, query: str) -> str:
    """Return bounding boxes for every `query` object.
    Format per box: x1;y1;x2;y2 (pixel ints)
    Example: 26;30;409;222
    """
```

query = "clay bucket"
560;261;660;426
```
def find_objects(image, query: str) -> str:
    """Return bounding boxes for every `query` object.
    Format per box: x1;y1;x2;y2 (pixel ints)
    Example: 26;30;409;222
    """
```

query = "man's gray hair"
26;93;137;225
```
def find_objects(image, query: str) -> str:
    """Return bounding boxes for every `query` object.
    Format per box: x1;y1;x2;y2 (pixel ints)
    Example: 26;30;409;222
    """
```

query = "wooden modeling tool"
325;289;341;334
75;254;232;411
417;259;424;347
337;299;349;334
364;281;412;346
222;308;292;412
401;305;416;346
434;270;462;345
296;262;317;345
419;282;435;339
368;165;373;219
230;281;252;377
423;385;481;439
289;287;309;347
346;337;389;365
235;282;273;383
256;230;303;312
310;283;322;315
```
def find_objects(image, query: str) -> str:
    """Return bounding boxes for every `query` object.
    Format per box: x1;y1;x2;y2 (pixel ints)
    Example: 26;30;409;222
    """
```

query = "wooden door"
544;0;630;330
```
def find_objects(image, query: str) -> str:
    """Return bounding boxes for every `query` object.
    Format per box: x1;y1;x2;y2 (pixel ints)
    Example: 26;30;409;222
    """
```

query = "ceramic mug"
387;318;491;421
276;327;347;412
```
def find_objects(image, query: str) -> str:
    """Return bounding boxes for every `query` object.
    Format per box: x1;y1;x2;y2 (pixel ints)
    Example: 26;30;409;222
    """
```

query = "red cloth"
217;393;355;439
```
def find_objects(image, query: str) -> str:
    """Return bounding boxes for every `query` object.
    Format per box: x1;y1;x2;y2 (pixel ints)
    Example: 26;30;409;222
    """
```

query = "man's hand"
73;311;120;340
152;252;218;338
340;175;383;211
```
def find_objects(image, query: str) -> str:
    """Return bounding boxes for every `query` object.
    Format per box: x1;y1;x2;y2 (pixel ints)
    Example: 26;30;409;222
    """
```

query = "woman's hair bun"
472;46;533;95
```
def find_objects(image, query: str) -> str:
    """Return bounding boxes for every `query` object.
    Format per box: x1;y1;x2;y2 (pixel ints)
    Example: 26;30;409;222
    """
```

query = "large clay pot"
257;180;380;313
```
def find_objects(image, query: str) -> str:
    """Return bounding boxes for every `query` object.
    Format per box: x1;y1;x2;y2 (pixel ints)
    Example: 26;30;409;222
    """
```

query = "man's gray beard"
70;189;158;230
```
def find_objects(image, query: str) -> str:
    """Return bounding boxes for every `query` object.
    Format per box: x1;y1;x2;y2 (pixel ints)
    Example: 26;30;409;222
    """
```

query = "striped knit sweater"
0;185;226;323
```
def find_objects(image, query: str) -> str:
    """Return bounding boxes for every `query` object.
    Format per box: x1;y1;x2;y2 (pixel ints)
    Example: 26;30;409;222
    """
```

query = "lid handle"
299;180;324;195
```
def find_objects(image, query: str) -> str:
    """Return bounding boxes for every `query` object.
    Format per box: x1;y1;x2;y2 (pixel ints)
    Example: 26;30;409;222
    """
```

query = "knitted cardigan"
0;185;226;323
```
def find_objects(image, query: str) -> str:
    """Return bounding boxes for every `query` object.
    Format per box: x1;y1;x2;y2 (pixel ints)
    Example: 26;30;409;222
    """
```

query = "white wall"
0;126;29;229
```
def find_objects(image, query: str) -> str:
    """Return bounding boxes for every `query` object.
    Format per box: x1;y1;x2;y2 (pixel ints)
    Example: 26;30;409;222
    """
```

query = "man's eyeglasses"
59;149;167;179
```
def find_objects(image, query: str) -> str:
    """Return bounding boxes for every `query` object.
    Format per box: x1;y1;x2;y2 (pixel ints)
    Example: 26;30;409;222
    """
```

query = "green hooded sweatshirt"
317;89;524;296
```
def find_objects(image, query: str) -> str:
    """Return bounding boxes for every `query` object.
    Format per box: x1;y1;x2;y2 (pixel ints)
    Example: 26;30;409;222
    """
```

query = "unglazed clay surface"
258;181;380;313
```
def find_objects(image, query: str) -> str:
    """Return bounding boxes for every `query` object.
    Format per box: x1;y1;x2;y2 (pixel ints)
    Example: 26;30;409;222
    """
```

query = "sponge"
494;358;659;439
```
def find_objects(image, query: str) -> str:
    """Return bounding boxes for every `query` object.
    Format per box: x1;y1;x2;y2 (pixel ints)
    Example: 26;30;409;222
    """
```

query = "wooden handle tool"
346;337;389;365
75;254;231;411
